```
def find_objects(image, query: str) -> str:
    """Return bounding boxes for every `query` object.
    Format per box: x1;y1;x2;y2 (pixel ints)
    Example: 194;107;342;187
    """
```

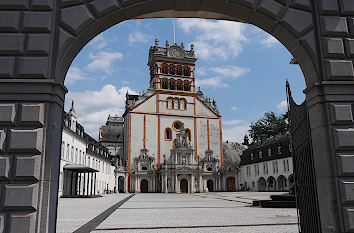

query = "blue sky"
65;18;306;142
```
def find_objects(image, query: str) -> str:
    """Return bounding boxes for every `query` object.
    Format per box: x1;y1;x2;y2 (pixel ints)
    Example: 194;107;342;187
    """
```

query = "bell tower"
147;39;197;94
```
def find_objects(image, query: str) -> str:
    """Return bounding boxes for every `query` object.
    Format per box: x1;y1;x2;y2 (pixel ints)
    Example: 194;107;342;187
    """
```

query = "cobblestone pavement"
56;192;299;233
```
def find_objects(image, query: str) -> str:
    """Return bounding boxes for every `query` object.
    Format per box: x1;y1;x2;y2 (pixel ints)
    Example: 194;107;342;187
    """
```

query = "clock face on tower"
168;47;183;58
172;48;180;57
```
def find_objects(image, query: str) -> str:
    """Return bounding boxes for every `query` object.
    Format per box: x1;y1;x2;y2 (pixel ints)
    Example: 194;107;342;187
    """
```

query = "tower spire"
173;19;176;44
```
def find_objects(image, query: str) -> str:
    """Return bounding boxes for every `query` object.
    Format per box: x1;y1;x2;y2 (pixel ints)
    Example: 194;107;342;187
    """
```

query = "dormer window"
250;152;254;160
268;147;272;156
289;144;292;152
278;146;282;155
259;150;262;158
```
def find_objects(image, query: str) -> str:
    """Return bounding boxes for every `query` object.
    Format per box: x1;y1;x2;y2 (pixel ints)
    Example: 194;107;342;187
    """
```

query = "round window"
172;121;183;131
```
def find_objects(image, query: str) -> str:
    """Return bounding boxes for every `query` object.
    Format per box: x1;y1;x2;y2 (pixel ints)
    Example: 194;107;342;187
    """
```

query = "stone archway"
258;177;267;192
277;175;287;191
267;176;276;191
0;1;353;232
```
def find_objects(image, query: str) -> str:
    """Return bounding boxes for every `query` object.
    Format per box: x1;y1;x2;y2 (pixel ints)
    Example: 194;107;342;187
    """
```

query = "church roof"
99;124;124;143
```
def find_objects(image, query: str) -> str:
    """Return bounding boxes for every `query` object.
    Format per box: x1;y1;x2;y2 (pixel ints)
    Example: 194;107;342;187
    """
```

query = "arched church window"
177;79;183;91
161;79;168;89
165;128;172;141
162;64;168;74
169;65;175;75
167;98;173;109
176;66;182;75
174;98;179;109
184;67;191;76
186;128;191;141
169;79;176;90
180;98;187;110
184;81;191;91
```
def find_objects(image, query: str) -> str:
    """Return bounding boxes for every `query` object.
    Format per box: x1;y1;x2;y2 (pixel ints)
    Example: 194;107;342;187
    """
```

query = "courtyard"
56;192;299;233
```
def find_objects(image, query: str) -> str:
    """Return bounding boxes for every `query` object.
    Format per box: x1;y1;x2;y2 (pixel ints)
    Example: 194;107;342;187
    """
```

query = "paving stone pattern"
0;0;354;232
57;192;298;233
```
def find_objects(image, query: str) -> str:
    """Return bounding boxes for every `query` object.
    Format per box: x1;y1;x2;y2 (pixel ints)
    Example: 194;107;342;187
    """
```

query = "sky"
64;18;306;143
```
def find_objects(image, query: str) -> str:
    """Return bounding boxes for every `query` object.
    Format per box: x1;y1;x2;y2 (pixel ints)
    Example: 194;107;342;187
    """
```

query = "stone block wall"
0;0;353;232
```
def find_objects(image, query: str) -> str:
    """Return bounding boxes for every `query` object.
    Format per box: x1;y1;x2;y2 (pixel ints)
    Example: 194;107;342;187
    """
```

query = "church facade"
115;40;238;193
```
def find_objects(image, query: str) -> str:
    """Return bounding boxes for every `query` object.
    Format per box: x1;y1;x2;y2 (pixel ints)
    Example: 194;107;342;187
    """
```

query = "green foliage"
248;112;288;141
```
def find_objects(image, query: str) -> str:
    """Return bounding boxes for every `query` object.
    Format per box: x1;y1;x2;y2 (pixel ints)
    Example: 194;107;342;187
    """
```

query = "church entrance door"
140;179;148;193
180;179;188;193
118;176;124;193
207;180;214;192
227;177;236;191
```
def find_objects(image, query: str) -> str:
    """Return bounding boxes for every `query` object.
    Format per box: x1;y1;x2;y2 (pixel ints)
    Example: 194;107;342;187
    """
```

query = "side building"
239;135;294;192
99;115;124;160
58;101;116;197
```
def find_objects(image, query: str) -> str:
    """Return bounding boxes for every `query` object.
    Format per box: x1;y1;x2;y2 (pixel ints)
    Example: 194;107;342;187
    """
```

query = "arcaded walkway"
56;192;299;233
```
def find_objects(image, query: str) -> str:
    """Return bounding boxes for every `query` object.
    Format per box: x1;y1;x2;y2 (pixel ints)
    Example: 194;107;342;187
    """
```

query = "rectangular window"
66;144;70;159
275;161;278;173
278;146;282;155
61;142;65;158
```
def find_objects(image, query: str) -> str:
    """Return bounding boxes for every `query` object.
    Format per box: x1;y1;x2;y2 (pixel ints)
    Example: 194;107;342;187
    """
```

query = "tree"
248;112;288;142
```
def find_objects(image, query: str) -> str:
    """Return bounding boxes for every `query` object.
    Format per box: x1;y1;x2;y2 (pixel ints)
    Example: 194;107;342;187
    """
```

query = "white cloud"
223;119;245;125
195;65;250;89
128;31;152;45
230;106;239;111
86;51;123;75
66;85;137;138
209;66;250;79
260;35;279;47
195;77;229;89
223;124;250;143
276;100;288;111
89;34;108;50
177;18;247;60
65;67;87;85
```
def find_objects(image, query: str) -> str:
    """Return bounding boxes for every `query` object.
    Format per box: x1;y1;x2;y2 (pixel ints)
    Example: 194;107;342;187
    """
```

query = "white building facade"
58;102;116;197
239;135;294;192
116;40;238;193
